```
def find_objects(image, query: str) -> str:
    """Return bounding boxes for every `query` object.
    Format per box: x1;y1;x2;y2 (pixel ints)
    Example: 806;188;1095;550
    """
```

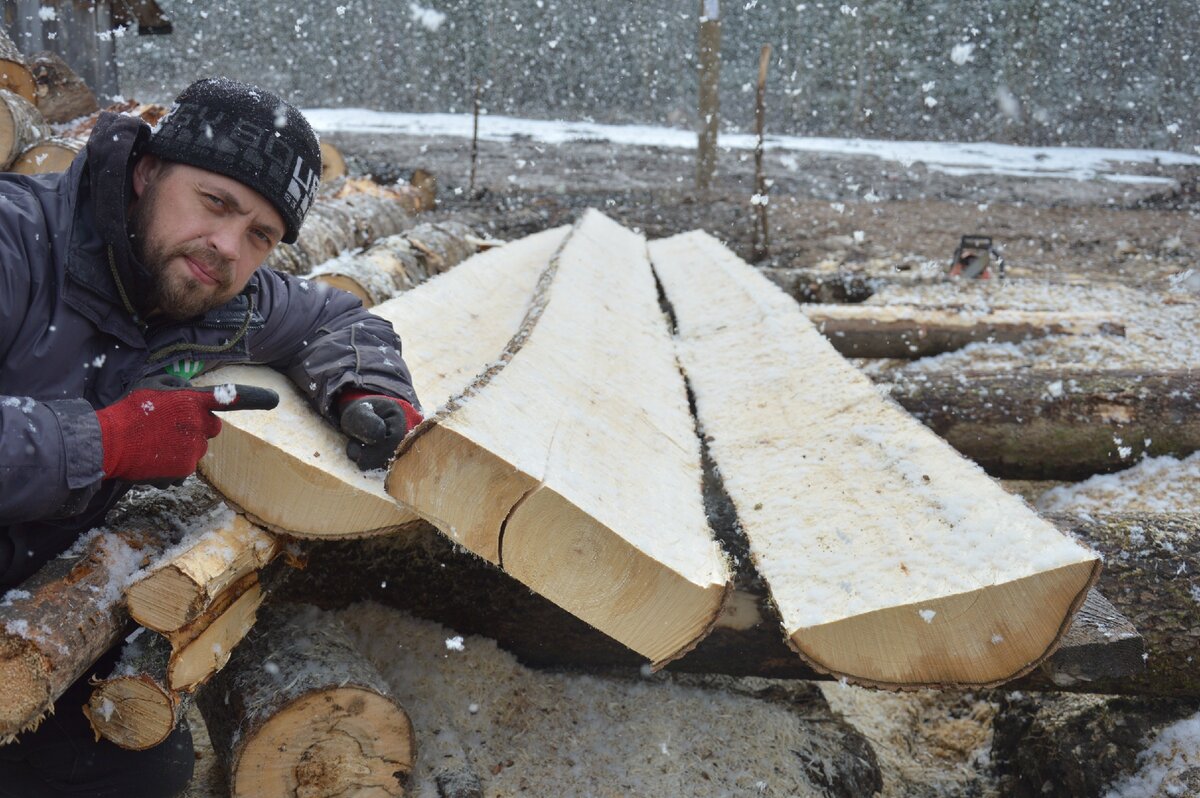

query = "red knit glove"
97;376;279;483
337;390;423;471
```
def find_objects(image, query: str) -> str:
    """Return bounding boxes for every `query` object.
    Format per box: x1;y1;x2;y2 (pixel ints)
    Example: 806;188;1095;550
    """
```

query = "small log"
83;630;183;751
0;481;222;741
0;30;36;106
10;136;83;174
126;513;280;635
28;51;98;124
0;89;49;170
309;221;479;307
196;604;414;798
805;304;1125;359
649;230;1099;688
165;573;264;692
387;211;732;667
197;226;570;538
885;370;1200;480
319;139;347;181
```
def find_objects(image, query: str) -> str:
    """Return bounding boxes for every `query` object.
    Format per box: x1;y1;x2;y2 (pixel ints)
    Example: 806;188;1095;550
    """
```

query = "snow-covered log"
804;304;1124;358
886;370;1200;480
28;51;97;124
196;226;570;538
0;482;221;742
0;89;49;170
386;211;731;667
649;230;1099;688
0;30;35;106
195;604;414;798
308;220;479;307
83;631;185;751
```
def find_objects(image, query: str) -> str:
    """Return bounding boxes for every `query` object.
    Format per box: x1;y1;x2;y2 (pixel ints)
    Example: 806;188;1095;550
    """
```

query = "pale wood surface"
388;211;730;665
84;632;180;751
10;136;82;174
28;50;97;124
319;139;347;181
0;88;48;169
649;230;1100;688
198;227;570;538
167;579;263;691
0;30;35;106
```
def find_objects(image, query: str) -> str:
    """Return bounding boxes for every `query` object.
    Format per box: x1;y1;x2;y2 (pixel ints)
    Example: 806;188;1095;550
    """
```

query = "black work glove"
338;393;423;471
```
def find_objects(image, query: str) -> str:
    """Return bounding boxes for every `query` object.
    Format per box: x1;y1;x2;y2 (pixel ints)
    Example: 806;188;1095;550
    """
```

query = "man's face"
129;156;285;320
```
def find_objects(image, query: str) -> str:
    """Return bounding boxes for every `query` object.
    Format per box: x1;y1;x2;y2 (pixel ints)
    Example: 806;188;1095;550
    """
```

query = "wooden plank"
386;211;731;666
804;304;1125;359
197;226;570;538
649;230;1101;688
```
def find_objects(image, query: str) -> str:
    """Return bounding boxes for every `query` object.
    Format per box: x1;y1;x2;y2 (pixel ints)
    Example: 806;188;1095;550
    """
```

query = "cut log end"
789;559;1102;688
231;688;414;798
313;273;373;307
320;141;348;182
0;638;51;740
126;565;204;633
83;676;176;751
501;486;730;666
10;138;82;174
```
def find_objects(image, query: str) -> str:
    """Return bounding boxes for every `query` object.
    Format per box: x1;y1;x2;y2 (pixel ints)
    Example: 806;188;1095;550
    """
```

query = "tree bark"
0;481;221;741
806;305;1124;359
0;89;49;170
884;370;1200;480
28;50;98;124
263;192;417;275
195;603;415;798
696;1;721;192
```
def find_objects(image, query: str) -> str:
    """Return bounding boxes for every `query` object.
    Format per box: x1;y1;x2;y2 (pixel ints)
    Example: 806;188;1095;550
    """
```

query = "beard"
128;180;237;321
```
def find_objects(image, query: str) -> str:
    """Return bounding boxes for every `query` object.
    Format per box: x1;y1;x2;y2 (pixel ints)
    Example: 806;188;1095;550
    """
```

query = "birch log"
0;482;222;741
263;193;416;275
83;631;182;751
196;604;415;798
0;89;49;170
387;210;731;666
805;304;1125;359
197;226;571;537
649;230;1100;688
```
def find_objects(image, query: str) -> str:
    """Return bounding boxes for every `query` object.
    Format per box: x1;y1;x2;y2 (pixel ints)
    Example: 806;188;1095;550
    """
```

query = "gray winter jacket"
0;112;418;588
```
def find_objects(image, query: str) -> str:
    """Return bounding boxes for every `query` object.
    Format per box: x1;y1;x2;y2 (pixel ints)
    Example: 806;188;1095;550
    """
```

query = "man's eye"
204;194;224;208
251;229;271;245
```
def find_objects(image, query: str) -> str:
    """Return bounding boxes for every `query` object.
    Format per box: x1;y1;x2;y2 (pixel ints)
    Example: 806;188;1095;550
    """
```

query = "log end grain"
0;635;51;741
231;687;414;798
313;273;373;306
83;675;176;751
789;558;1101;689
126;565;205;634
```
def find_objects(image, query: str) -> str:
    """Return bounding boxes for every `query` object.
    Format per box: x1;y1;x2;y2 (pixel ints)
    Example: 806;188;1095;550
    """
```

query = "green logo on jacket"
165;358;205;381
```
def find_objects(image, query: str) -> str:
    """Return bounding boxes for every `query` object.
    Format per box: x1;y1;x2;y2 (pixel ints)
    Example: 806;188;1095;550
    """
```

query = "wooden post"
469;78;481;196
751;43;772;262
696;0;720;192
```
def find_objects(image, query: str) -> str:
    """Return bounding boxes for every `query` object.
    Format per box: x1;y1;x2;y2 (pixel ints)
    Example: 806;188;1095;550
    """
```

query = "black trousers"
0;656;194;798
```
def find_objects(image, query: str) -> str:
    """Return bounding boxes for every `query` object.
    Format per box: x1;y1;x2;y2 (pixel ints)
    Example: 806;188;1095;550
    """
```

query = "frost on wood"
649;230;1100;688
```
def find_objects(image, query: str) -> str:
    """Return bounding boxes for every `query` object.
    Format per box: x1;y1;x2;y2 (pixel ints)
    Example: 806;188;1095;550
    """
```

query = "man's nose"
206;220;242;262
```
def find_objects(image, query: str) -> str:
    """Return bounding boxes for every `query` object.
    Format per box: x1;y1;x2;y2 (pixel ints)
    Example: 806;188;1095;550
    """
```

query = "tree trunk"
0;89;49;170
696;1;720;192
309;221;479;307
195;604;415;798
885;370;1200;480
196;226;570;539
0;30;36;107
387;211;731;668
10;137;83;174
83;631;184;751
28;50;97;124
0;481;221;741
806;305;1124;359
650;230;1099;689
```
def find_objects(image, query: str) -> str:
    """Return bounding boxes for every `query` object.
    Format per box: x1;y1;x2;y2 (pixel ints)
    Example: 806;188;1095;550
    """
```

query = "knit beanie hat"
146;78;321;244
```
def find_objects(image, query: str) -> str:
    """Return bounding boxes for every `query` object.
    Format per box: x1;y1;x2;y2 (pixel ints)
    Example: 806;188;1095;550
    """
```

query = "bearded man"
0;78;421;796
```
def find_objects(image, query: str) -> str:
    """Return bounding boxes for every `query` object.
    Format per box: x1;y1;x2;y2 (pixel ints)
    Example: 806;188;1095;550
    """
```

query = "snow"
304;108;1198;185
212;384;237;406
1103;712;1200;797
1036;453;1200;515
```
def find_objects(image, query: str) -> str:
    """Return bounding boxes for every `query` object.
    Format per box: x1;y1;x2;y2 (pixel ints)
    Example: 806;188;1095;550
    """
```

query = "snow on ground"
304;108;1199;185
1103;712;1200;798
338;604;831;798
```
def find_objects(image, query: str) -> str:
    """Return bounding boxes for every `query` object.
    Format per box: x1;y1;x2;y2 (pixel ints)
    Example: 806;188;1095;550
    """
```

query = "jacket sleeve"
247;268;420;421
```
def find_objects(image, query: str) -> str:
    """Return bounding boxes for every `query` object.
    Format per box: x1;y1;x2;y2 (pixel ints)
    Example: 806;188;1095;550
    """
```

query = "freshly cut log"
0;30;35;106
0;481;221;742
197;226;571;537
126;513;280;635
58;100;168;140
28;51;97;123
649;230;1100;688
196;604;414;798
0;89;49;170
387;211;731;666
166;575;263;691
10;137;83;174
309;221;478;307
805;304;1125;359
83;631;182;751
884;370;1200;480
320;139;347;181
264;192;416;275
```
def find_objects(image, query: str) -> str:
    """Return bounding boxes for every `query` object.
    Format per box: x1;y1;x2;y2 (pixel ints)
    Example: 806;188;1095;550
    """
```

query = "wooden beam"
386;211;731;667
649;230;1100;688
805;304;1124;359
885;370;1200;480
197;226;571;538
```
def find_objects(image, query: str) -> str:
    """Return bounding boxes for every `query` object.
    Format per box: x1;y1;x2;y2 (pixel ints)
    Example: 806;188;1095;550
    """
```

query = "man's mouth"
182;255;222;286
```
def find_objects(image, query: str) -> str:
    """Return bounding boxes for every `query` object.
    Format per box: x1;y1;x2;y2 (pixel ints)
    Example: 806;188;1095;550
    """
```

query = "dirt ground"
182;132;1198;798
